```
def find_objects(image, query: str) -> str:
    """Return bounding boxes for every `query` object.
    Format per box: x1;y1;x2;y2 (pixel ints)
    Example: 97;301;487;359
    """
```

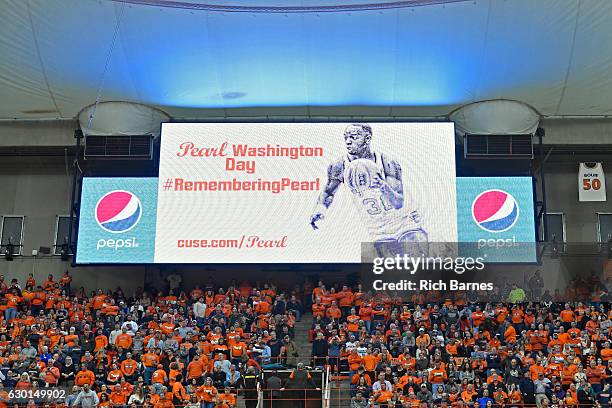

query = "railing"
2;392;604;408
261;368;324;408
2;388;325;408
322;365;331;408
258;388;324;408
3;402;602;408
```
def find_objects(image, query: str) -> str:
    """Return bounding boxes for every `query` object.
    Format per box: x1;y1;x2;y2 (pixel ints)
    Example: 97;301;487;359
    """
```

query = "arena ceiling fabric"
1;0;612;120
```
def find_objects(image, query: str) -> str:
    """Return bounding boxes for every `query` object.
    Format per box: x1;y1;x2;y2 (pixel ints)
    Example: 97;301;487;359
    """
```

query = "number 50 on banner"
579;162;607;202
583;178;602;190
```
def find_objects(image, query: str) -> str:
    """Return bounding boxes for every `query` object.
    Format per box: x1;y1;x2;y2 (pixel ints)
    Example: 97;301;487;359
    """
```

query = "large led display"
154;123;457;263
74;124;537;264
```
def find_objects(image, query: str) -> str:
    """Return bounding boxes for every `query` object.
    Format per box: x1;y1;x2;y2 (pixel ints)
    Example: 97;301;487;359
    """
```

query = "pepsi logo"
472;189;519;233
95;191;142;233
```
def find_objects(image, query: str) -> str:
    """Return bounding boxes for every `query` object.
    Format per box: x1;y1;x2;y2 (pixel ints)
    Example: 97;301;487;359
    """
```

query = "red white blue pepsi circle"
95;190;142;233
471;189;519;233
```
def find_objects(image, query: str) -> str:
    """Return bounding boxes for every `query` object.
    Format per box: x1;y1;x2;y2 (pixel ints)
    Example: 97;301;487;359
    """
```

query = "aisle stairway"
293;312;313;365
292;312;352;407
328;380;352;408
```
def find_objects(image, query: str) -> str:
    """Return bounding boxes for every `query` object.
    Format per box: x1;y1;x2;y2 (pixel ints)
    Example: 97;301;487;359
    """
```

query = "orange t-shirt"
347;315;360;332
362;354;380;371
196;385;217;402
152;369;168;384
187;360;204;379
429;368;448;384
75;370;95;386
107;370;123;383
115;333;133;349
120;359;138;376
560;310;575;323
529;365;545;381
109;391;127;405
218;393;236;407
142;352;160;368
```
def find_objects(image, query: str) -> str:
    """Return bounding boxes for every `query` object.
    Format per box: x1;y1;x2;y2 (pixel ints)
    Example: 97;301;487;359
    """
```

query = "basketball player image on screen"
309;123;427;243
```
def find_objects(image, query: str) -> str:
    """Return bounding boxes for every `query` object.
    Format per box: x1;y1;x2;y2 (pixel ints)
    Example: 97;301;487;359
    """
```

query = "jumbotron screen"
75;123;535;264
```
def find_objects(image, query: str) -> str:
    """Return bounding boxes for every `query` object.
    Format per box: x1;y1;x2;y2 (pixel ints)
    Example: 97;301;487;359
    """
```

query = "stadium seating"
308;280;612;407
0;273;305;408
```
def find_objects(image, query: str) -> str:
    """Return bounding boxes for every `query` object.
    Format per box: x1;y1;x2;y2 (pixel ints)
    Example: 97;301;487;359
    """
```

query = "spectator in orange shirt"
254;299;270;315
428;362;448;384
197;377;217;408
115;328;133;349
3;289;21;322
346;308;361;337
326;301;342;321
351;366;372;386
102;299;119;316
217;386;237;407
109;384;128;406
471;306;486;328
59;270;72;295
30;286;46;315
186;357;205;381
160;318;175;335
152;365;168;385
229;337;247;366
359;303;373;333
75;365;96;387
311;299;325;318
362;348;380;382
503;322;517;343
97;392;111;408
373;382;393;405
154;386;175;408
41;358;60;386
42;274;55;292
601;341;612;362
142;350;160;384
561;360;578;386
25;273;35;289
560;304;575;328
120;352;139;381
171;374;188;405
107;363;124;385
416;328;431;348
336;285;354;314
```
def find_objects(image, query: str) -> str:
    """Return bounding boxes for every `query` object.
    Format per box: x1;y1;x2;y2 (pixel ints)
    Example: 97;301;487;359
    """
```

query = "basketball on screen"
345;158;382;193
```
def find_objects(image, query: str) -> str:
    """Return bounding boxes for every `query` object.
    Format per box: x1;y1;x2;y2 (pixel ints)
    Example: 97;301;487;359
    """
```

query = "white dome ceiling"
1;0;611;119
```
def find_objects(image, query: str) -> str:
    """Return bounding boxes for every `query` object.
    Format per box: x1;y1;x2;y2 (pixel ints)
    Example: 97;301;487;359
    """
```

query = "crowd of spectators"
0;272;305;408
307;273;612;408
2;268;611;408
